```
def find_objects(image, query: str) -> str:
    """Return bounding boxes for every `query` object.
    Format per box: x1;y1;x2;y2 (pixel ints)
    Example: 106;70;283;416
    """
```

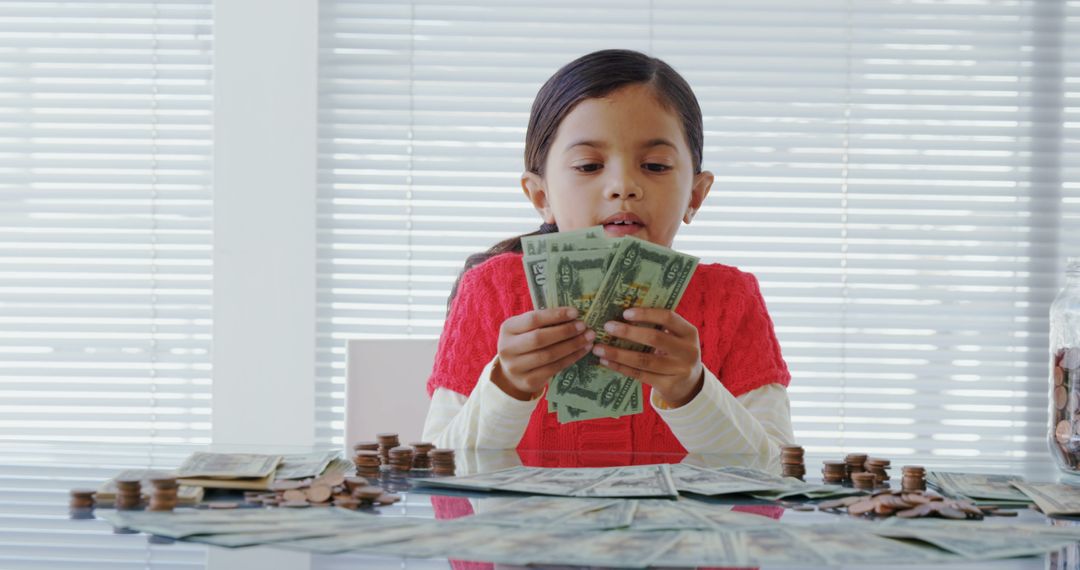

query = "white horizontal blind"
0;1;214;444
316;0;1079;458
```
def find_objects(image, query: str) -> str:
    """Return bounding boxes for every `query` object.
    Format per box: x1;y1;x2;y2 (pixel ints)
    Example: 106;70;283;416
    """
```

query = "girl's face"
522;84;713;248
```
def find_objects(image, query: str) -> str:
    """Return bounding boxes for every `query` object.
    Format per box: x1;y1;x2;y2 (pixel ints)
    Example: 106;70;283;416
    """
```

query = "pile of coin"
148;476;179;512
430;448;456;476
353;450;381;478
69;489;96;510
115;478;142;510
852;471;878;491
818;490;1018;520
387;446;414;472
247;472;403;510
844;453;868;482
865;457;890;484
901;465;926;492
376;433;400;465
411;442;434;469
1052;348;1079;471
779;445;805;480
821;460;846;484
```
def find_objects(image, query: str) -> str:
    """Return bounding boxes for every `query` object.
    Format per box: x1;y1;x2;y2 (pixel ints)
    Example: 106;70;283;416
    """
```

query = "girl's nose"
606;172;642;201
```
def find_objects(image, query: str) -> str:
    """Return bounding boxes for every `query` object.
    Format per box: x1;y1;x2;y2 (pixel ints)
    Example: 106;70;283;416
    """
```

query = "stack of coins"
844;453;868;482
352;441;378;454
114;478;142;510
387;446;414;472
850;471;877;491
821;460;846;484
902;465;926;492
779;445;806;480
411;442;434;469
902;465;926;491
353;450;381;477
865;457;891;485
147;476;179;512
376;433;400;465
430;448;456;476
69;489;96;510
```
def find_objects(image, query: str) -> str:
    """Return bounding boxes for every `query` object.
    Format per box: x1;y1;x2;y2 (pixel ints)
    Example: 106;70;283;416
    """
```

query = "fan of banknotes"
521;227;699;423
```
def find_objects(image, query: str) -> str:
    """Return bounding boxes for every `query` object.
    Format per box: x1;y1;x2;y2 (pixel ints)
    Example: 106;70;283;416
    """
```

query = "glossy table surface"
0;441;1075;570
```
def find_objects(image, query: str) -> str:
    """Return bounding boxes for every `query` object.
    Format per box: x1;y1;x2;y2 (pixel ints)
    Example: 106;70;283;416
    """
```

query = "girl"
422;49;794;457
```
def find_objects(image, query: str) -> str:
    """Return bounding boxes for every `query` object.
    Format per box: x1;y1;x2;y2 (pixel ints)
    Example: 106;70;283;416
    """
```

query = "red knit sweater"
427;252;790;454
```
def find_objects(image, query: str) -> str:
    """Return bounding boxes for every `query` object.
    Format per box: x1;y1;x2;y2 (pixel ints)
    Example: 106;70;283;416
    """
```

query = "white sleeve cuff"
650;369;793;455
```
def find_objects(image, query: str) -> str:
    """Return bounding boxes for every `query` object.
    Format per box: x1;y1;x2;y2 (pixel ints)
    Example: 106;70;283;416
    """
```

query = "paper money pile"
521;227;699;423
413;463;860;501
97;493;1080;565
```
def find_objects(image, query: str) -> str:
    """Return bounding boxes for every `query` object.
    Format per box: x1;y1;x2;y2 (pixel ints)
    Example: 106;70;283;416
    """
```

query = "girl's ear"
521;171;557;224
684;170;714;224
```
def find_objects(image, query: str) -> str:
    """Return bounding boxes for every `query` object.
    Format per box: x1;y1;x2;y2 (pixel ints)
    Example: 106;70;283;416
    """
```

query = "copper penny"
1058;419;1073;443
283;489;307;502
305;485;332;503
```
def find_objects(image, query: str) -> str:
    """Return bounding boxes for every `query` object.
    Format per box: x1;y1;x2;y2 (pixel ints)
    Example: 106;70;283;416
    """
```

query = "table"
0;441;1075;569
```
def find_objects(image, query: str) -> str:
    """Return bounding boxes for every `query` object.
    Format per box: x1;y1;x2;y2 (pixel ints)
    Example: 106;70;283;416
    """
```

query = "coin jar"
1050;258;1080;475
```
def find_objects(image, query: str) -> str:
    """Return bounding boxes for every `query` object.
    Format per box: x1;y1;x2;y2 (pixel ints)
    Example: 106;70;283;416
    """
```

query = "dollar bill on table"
874;518;1078;559
413;464;679;498
659;530;750;567
927;471;1032;506
465;496;635;530
278;519;431;554
669;463;786;495
99;506;347;539
1012;481;1080;516
274;450;340;480
95;469;204;506
793;524;959;565
175;452;282;490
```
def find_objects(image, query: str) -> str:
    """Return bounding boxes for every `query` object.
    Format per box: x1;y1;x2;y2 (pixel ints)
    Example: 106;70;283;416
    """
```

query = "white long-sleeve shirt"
422;356;794;456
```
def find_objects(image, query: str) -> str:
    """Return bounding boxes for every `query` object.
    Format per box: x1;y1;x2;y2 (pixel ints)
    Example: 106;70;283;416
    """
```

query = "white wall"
212;0;317;447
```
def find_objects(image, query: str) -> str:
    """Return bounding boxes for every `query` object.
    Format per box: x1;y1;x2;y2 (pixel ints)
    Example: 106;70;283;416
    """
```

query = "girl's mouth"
601;214;645;237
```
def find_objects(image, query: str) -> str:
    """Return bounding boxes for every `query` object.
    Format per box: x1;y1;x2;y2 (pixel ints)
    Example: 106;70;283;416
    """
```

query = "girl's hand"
591;308;704;408
493;307;595;401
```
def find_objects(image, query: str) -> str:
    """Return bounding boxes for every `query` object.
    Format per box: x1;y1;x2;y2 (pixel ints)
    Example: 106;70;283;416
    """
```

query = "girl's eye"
644;163;671;173
574;163;602;173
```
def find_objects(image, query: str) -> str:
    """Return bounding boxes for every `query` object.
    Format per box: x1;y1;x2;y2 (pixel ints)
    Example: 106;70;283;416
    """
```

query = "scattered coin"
305;485;332;503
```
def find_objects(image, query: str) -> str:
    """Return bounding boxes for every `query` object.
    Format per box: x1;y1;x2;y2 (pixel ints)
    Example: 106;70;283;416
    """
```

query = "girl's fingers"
599;320;687;360
594;356;657;388
621;308;695;338
518;333;592;373
591;343;671;375
502;307;578;335
524;345;592;386
503;319;586;356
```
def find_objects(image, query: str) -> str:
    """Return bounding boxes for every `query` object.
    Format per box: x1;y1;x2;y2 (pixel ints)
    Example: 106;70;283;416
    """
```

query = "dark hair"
447;49;704;307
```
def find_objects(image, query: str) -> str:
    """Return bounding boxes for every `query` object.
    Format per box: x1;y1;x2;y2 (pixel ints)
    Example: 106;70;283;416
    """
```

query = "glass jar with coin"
1050;258;1080;475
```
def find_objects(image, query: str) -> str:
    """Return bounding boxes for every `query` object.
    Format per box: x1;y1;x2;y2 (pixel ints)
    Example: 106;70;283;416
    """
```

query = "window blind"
316;0;1079;459
0;0;214;444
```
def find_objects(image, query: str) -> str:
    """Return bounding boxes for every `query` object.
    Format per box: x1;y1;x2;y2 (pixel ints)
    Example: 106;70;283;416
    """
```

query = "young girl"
422;49;794;457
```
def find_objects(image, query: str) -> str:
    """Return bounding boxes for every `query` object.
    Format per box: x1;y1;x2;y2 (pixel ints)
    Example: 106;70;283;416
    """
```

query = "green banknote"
549;238;698;418
521;226;613;311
